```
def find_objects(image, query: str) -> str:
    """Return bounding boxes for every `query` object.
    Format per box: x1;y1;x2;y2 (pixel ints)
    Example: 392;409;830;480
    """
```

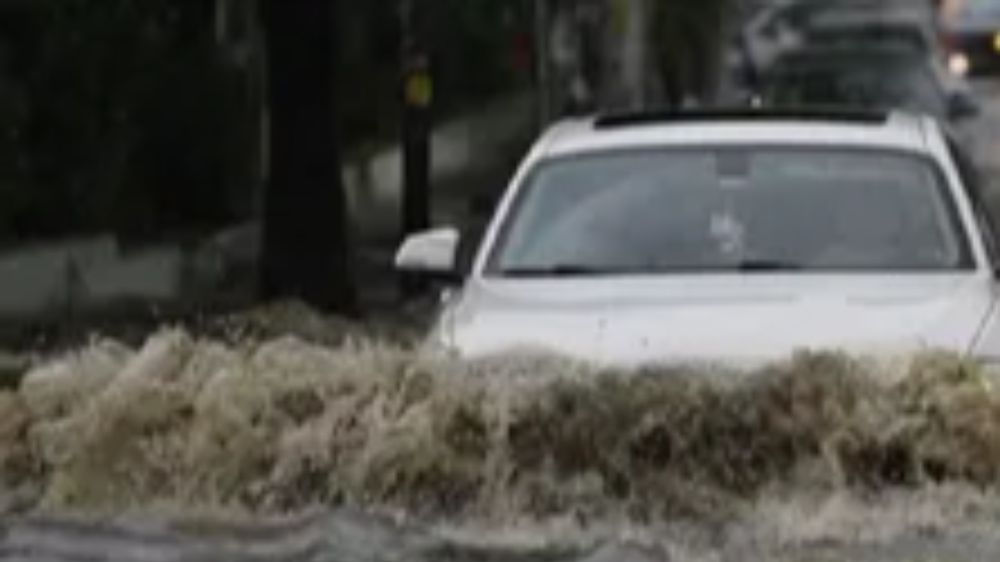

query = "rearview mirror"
948;91;980;121
394;227;461;281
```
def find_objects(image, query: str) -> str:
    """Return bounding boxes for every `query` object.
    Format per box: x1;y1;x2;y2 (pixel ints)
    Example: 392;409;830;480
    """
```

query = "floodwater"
7;82;1000;562
5;302;1000;560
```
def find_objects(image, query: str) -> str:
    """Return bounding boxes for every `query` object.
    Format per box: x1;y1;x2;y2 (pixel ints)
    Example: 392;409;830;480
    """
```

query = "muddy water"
8;492;1000;561
10;81;1000;559
4;323;1000;560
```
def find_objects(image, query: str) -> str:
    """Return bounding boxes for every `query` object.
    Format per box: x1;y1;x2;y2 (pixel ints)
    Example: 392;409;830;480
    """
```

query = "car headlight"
949;52;971;76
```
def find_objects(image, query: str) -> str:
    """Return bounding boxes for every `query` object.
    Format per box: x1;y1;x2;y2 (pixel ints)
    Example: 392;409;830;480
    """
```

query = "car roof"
774;43;924;64
757;0;934;28
805;17;933;45
537;109;935;159
806;8;935;30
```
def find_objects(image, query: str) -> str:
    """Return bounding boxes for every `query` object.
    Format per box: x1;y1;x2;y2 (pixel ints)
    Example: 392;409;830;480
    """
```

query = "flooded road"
6;491;1000;562
4;321;1000;560
8;83;1000;562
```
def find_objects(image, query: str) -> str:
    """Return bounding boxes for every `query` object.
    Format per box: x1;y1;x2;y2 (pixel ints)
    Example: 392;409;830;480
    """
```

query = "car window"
489;148;972;275
765;56;947;117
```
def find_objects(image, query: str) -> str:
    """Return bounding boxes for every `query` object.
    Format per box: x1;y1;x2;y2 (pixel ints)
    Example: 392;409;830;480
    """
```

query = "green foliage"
0;0;549;242
428;0;534;108
651;0;732;102
0;0;255;241
337;0;533;150
338;1;400;147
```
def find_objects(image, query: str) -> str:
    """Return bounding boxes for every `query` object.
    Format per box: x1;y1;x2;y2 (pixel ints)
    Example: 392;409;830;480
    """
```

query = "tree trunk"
260;0;356;313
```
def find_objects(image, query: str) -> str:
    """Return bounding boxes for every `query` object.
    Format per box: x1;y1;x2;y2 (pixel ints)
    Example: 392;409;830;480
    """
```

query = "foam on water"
4;324;1000;558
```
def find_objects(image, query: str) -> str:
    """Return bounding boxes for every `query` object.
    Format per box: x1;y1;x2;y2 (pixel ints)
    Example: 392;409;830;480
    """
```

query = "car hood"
440;274;995;367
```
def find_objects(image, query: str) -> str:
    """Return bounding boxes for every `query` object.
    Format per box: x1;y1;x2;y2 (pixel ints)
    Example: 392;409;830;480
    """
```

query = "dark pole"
260;0;357;313
400;0;432;237
399;0;433;296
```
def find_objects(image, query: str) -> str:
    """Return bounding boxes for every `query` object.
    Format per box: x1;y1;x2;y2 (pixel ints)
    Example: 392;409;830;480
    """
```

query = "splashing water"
5;318;1000;559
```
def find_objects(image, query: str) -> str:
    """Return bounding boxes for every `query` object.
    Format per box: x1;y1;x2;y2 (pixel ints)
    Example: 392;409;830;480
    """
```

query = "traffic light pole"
400;0;432;238
399;0;432;296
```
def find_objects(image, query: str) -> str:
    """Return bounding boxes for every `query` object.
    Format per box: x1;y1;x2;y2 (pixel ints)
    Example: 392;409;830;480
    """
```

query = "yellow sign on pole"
405;72;434;108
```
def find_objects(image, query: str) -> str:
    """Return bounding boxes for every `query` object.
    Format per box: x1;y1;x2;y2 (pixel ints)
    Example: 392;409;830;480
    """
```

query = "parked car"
735;0;815;87
734;0;939;86
759;44;979;123
942;0;1000;76
798;8;973;96
396;109;1000;367
803;10;942;58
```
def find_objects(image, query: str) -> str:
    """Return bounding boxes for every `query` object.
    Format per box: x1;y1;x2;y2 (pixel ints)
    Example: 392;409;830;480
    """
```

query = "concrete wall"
0;236;183;321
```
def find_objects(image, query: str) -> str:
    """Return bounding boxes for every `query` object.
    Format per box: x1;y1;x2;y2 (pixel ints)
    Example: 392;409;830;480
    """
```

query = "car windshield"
489;148;970;276
764;55;947;117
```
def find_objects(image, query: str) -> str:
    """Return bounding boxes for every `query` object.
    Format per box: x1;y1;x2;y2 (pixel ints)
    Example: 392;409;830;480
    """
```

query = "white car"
396;109;1000;367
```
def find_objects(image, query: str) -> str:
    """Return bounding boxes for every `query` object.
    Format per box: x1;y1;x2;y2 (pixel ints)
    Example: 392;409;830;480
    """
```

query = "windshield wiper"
500;261;803;277
500;265;635;278
733;259;804;272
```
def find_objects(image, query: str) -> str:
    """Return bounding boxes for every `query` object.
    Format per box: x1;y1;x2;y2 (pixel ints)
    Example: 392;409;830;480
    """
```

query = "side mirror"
948;91;980;121
394;227;462;282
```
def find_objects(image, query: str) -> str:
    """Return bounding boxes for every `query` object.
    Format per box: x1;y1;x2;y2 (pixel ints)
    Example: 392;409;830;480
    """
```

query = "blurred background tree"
0;0;255;243
338;0;533;149
537;0;733;116
428;0;534;111
651;0;731;105
0;0;730;271
0;0;536;247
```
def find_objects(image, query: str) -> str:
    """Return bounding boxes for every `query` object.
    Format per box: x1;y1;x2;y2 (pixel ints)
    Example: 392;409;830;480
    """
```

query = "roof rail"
593;107;890;129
